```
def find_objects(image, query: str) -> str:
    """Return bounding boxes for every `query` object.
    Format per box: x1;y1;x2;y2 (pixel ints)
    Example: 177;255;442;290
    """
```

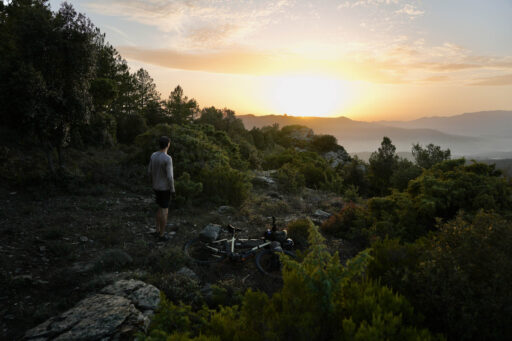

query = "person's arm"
167;156;175;193
148;158;153;184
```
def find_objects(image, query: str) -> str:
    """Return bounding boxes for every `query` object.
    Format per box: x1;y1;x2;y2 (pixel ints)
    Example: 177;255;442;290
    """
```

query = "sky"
48;0;512;121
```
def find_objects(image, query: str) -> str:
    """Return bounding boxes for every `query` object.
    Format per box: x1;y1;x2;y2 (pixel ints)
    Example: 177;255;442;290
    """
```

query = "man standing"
148;136;175;241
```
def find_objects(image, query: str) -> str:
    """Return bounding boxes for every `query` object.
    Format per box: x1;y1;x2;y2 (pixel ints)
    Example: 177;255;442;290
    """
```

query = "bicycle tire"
255;249;295;278
184;238;227;264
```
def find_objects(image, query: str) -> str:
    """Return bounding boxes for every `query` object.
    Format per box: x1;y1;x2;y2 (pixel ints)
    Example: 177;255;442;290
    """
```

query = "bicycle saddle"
226;224;243;233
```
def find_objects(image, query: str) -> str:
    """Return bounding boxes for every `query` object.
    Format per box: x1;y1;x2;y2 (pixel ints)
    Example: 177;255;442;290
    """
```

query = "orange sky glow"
51;0;512;121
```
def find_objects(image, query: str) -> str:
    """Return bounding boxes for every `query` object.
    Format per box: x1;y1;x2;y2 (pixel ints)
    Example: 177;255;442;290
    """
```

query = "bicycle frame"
206;228;273;260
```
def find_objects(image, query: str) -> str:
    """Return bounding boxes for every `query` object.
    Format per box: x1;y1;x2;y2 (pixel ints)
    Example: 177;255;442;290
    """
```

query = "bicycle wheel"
255;249;295;278
184;238;227;264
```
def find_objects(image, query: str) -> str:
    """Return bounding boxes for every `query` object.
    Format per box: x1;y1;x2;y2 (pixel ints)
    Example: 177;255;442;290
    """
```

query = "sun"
266;74;350;117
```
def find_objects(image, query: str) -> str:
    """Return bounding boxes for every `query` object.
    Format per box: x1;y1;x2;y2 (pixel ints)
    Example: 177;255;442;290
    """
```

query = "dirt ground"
0;178;349;340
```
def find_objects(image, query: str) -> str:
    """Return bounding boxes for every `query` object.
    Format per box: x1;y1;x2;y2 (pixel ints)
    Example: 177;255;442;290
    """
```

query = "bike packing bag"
270;241;283;253
199;223;222;242
272;230;288;243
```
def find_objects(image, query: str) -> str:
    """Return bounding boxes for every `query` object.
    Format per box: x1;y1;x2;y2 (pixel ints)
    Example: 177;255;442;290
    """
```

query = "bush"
321;203;372;246
369;211;512;340
117;114;148;144
174;172;202;207
286;218;314;249
200;165;251;206
145;226;439;341
275;163;305;194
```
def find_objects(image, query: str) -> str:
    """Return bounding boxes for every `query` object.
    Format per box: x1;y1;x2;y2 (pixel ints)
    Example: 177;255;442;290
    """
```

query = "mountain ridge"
238;111;512;156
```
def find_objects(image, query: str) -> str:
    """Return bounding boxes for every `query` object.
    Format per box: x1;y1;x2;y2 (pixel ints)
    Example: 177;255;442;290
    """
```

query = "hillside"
239;114;481;155
377;110;512;138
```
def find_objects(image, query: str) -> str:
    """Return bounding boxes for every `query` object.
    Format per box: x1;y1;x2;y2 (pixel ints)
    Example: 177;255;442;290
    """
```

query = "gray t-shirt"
148;151;175;192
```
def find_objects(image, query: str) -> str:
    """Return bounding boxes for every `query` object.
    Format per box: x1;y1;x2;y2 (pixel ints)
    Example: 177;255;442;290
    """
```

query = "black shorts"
154;190;171;209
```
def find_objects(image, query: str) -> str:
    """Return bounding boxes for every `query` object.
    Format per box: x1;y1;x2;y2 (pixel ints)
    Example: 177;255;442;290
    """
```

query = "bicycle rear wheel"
255;249;295;278
184;238;227;264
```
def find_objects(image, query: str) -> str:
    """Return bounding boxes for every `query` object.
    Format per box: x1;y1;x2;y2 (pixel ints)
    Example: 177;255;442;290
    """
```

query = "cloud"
85;0;292;48
118;45;406;83
118;39;512;87
422;75;450;83
395;4;424;18
470;74;512;86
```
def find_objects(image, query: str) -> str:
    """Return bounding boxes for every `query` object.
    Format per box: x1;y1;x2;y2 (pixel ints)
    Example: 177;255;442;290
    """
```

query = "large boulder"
24;280;160;340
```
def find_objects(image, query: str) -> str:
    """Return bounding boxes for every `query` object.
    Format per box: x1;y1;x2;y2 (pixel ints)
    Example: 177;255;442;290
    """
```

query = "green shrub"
321;203;372;245
144;226;439;341
275;163;305;194
148;273;202;306
200;165;251;206
286;218;313;249
175;172;203;207
369;211;512;340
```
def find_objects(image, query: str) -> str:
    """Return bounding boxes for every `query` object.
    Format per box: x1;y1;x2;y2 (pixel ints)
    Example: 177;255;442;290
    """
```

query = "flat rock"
312;209;331;219
218;205;236;214
25;279;160;340
24;294;148;340
101;279;160;311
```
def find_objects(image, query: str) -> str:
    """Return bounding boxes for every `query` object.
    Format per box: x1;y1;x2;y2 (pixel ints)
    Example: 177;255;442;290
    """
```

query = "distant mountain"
239;114;482;156
377;110;512;139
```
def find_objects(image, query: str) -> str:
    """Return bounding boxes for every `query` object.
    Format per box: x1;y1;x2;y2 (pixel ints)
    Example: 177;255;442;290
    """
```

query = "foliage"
0;0;99;171
368;137;399;196
145;226;438;341
174;172;203;207
337;156;370;197
321;203;372;245
117;113;148;144
285;218;314;249
390;158;422;191
275;162;305;194
369;212;512;340
310;134;339;153
365;158;512;241
164;85;199;125
200;165;251;206
412;143;451;169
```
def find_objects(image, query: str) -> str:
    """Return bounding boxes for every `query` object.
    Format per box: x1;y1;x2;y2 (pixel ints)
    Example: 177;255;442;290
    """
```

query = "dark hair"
158;136;170;149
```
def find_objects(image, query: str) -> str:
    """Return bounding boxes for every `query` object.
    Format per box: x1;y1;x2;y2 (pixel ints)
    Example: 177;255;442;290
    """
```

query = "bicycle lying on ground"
184;218;295;278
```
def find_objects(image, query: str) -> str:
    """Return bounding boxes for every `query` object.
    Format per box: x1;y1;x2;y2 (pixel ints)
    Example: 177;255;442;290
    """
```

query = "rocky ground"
0;173;350;340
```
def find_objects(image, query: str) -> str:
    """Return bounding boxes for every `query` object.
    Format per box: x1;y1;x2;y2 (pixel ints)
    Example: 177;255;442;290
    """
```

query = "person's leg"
160;208;168;237
155;208;163;234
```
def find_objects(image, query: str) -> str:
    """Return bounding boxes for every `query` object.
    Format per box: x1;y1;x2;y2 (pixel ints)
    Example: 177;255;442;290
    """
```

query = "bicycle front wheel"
184;238;227;264
255;249;295;278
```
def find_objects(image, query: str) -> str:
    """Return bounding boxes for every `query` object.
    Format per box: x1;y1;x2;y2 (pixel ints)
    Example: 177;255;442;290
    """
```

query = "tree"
164;85;198;125
134;68;160;113
368;137;399;196
412;143;451;169
0;0;99;172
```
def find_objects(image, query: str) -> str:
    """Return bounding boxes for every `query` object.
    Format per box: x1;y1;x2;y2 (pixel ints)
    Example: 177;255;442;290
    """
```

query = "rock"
252;175;276;187
218;205;235;214
312;209;331;220
199;223;221;242
24;294;149;340
176;267;199;281
323;149;351;168
79;236;88;242
25;280;160;340
288;126;314;141
101;279;160;311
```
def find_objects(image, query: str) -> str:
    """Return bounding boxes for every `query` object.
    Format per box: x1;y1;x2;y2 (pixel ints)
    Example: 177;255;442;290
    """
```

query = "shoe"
158;234;170;242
